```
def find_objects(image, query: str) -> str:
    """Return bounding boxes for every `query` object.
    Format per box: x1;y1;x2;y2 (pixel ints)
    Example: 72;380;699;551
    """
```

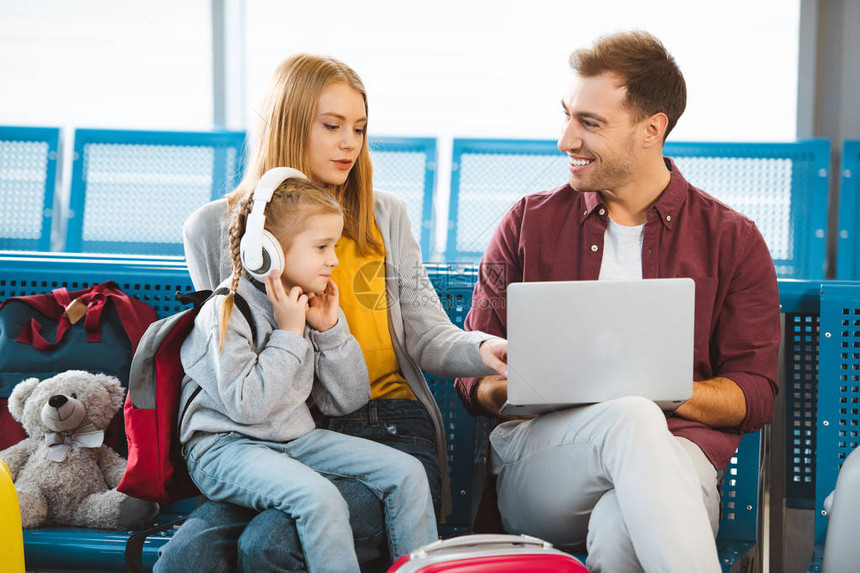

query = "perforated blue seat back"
666;141;830;279
0;254;195;319
836;141;860;279
780;281;823;509
66;129;245;256
0;126;60;251
814;283;860;544
448;139;567;262
425;266;489;534
719;432;761;543
447;138;830;278
369;137;437;257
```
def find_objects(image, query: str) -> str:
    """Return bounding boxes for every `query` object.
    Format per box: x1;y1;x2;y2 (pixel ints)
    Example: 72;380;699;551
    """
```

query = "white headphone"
239;167;309;282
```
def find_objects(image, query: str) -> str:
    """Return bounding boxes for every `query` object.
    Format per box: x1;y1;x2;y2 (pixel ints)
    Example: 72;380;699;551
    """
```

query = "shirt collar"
579;191;604;224
578;157;690;229
650;157;689;230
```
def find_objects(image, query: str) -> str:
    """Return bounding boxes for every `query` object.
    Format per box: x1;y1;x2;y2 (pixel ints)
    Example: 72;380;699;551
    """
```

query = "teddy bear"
0;370;159;529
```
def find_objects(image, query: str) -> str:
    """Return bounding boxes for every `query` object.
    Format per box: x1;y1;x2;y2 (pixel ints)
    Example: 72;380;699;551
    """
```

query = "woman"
155;54;507;572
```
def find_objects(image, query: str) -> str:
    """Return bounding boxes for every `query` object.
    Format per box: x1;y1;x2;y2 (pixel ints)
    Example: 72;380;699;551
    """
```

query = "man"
455;30;780;573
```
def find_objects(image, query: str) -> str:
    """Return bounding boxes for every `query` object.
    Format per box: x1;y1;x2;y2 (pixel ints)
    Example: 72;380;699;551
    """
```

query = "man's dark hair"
569;30;686;140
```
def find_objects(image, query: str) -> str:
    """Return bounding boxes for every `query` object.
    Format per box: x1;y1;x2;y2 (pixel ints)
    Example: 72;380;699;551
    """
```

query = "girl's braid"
219;191;257;352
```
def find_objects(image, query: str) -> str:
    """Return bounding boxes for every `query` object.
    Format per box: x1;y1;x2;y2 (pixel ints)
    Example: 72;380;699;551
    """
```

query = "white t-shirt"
598;216;645;281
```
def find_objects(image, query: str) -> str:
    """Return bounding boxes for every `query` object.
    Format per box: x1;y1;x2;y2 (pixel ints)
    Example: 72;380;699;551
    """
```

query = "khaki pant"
490;396;721;573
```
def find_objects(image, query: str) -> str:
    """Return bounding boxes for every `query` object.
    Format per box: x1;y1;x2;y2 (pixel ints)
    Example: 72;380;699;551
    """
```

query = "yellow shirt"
332;223;416;400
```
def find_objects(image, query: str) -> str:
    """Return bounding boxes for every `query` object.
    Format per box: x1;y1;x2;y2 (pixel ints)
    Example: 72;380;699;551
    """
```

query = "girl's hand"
306;278;340;332
265;271;308;335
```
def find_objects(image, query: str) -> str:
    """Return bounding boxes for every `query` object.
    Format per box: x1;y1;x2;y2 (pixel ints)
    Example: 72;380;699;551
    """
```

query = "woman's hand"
477;340;533;420
265;271;308;335
479;338;508;377
306;278;340;332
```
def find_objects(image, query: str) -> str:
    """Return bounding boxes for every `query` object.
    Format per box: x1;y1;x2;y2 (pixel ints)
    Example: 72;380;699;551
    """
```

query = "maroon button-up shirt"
456;158;781;471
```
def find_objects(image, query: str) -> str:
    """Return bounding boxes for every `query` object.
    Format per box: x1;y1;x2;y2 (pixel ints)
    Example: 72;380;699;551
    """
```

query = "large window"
0;0;212;130
0;1;799;139
244;0;800;143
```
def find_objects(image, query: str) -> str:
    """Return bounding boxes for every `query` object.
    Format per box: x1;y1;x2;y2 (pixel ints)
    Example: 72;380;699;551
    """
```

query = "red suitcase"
388;534;589;572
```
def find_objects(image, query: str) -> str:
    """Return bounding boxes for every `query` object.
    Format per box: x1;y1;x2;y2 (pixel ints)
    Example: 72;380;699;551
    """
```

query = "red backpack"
117;288;254;504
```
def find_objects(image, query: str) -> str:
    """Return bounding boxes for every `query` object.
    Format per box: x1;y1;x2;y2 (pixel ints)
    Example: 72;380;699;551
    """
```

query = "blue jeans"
183;428;436;573
326;399;442;514
155;399;441;573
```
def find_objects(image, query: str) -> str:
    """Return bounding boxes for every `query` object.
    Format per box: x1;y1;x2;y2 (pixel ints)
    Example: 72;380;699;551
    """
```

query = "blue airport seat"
0;253;198;572
780;279;823;510
716;431;762;572
20;498;195;573
425;266;487;536
447;138;567;263
808;282;860;571
666;140;831;279
0;254;196;319
0;126;61;252
446;138;830;279
65;129;246;256
772;280;860;572
836;140;860;279
369;137;437;258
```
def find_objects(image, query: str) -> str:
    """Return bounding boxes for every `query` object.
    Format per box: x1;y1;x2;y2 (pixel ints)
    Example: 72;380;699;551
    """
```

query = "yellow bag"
0;460;24;572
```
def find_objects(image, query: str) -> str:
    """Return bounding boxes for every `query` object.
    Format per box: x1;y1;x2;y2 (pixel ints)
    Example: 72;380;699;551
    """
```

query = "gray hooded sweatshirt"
178;276;370;445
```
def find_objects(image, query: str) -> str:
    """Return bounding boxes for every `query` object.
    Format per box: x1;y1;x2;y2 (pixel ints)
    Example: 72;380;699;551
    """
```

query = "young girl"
177;171;437;573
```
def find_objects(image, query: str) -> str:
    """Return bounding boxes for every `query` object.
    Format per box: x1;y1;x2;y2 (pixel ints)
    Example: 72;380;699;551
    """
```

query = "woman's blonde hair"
229;53;380;254
219;177;343;351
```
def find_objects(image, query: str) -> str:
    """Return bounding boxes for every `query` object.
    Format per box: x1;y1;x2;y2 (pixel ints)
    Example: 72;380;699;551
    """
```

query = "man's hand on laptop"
476;374;536;421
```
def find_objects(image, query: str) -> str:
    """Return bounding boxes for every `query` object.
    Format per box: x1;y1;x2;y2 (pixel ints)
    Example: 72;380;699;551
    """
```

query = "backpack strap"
175;290;213;308
178;288;257;431
209;288;256;346
175;288;257;345
231;293;256;346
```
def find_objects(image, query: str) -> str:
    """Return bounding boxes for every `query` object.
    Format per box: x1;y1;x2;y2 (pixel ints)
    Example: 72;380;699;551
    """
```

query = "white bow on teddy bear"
44;425;104;462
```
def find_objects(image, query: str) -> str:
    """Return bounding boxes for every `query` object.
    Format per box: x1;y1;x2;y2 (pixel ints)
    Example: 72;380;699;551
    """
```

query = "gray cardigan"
178;276;369;444
182;190;499;518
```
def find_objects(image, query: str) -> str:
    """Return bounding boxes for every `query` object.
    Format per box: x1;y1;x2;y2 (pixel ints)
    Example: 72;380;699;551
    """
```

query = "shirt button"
583;210;588;216
666;215;672;222
598;208;606;216
591;245;599;252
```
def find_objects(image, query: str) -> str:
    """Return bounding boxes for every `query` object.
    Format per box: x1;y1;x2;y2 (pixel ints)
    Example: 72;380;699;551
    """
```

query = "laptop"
499;278;695;415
